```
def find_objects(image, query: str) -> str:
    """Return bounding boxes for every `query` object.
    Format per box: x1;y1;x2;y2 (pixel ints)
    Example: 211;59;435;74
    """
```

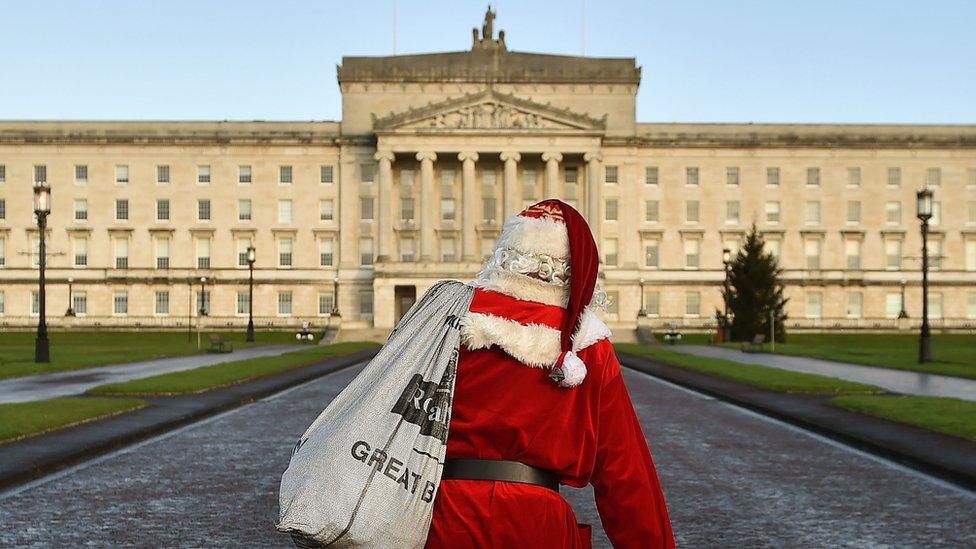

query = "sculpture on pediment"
423;102;553;129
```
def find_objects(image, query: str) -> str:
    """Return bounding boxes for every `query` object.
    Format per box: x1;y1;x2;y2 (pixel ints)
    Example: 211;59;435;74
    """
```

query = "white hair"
474;247;608;311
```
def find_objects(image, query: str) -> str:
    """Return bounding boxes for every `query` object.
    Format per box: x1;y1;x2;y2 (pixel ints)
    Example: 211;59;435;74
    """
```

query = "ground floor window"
114;292;128;315
278;291;292;316
967;293;976;319
846;292;862;319
885;293;901;319
31;290;40;316
685;291;700;317
605;291;619;315
72;292;87;315
929;292;943;319
806;292;823;319
645;291;660;316
318;292;335;316
0;291;5;315
237;292;250;315
155;291;169;315
359;290;374;316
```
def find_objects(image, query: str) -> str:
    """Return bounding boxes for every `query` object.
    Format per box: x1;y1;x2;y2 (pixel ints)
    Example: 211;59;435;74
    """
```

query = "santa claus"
425;199;674;548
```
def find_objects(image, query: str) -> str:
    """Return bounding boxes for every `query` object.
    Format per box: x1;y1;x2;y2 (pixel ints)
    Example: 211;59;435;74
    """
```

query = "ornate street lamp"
65;277;76;317
246;245;256;342
898;278;908;319
916;188;933;363
33;182;52;363
722;247;732;343
637;278;647;318
331;276;341;317
196;276;207;350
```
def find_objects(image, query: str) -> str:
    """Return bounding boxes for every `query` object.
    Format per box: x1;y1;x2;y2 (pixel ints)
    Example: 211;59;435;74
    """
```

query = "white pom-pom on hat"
549;350;587;388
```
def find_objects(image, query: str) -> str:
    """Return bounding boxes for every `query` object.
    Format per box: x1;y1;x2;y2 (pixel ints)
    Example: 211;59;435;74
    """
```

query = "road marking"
627;368;976;498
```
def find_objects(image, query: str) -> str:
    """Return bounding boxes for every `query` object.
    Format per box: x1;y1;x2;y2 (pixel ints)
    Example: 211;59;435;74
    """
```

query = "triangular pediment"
373;89;606;132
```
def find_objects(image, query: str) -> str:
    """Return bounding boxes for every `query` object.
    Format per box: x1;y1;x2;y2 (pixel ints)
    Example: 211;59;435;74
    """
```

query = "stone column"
416;151;437;261
374;150;395;262
500;151;521;216
542;152;563;199
458;151;479;261
584;151;603;243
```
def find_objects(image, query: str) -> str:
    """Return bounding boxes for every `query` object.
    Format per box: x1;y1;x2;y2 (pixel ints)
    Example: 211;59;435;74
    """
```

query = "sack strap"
442;458;559;492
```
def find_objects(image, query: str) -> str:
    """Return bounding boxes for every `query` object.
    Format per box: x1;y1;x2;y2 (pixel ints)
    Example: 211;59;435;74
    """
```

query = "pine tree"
723;224;788;342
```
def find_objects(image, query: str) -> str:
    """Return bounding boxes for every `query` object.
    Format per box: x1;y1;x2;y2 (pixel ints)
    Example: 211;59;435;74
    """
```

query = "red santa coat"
425;288;674;549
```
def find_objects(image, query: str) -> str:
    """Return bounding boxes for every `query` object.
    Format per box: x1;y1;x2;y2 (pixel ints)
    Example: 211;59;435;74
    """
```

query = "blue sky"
1;0;973;123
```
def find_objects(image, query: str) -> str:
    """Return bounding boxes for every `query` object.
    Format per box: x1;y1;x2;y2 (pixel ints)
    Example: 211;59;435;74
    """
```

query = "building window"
766;167;780;186
0;237;5;268
115;199;129;221
765;201;781;224
279;165;293;184
197;199;211;221
605;165;618;184
320;165;334;184
441;237;457;262
931;201;942;226
848;167;861;187
31;290;40;316
0;199;7;220
605;199;619;221
847;292;863;319
34;164;47;183
278;237;293;267
239;165;252;184
885;239;902;270
113;292;128;315
278;199;293;223
156;199;170;221
319;238;334;267
238;199;252;221
198;165;211;184
806;201;821;224
685;292;701;316
887;167;901;187
806;292;823;319
360;237;374;266
805;239;821;270
237;292;250;315
278;291;293;316
564;167;578;184
726;167;740;186
847;201;861;224
685;167;699;186
73;237;88;267
320;199;334;221
72;292;87;315
886;201;902;225
115;165;129;184
929;239;943;271
684;238;700;269
927;167;941;186
360;163;375;183
236;237;252;267
969;168;976;187
359;290;374;316
155;291;170;315
968;201;976;225
644;240;659;268
157;165;170;184
481;237;494;258
645;291;660;316
967;293;976;319
645;166;658;185
74;199;87;221
0;164;5;182
606;291;619;315
482;197;497;222
156;237;170;269
929;293;943;319
726;201;740;224
686;200;700;223
440;199;456;221
196;238;211;269
441;169;456;194
401;198;415;222
807;167;820;186
399;168;414;188
645;200;659;222
75;164;88;184
845;239;862;270
319;292;335;316
885;293;901;319
400;237;415;262
522;169;537;200
604;238;618;267
966;239;976;271
114;237;129;269
361;197;375;220
197;290;211;315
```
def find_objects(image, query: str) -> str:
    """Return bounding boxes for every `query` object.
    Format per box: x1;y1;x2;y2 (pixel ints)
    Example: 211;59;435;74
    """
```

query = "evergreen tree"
723;224;788;342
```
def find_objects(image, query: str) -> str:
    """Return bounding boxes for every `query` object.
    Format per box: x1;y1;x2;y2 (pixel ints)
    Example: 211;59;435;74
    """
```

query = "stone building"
1;10;975;337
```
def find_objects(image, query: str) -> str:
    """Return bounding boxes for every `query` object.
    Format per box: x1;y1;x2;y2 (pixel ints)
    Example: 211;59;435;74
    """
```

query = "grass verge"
831;395;976;441
88;341;378;396
0;397;147;445
0;330;303;380
615;343;884;395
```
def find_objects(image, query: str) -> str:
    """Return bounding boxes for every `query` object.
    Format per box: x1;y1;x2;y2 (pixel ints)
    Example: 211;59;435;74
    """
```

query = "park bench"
207;334;234;354
741;334;766;353
662;330;682;345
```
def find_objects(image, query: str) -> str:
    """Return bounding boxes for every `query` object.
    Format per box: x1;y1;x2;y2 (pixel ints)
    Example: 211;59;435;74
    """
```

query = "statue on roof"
482;5;496;40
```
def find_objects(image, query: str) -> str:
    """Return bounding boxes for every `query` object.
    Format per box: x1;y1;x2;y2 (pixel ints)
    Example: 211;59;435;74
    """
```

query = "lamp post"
916;188;933;363
197;276;207;350
65;277;76;317
246;245;256;342
722;247;732;343
637;278;647;318
33;182;51;363
898;278;908;319
331;276;341;316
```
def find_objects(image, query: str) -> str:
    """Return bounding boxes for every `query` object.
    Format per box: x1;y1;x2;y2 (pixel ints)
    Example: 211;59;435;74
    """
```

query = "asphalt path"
1;362;974;547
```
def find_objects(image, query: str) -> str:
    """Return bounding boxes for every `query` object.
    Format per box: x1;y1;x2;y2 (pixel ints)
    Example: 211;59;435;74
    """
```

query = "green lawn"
0;330;302;380
0;397;147;444
615;343;885;395
89;341;378;396
831;395;976;441
742;333;976;380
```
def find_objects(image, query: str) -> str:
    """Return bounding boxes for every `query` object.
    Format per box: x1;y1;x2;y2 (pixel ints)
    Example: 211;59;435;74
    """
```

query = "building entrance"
394;285;417;323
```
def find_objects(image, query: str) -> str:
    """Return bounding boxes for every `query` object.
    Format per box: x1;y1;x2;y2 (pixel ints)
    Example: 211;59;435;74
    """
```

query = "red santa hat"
507;199;600;387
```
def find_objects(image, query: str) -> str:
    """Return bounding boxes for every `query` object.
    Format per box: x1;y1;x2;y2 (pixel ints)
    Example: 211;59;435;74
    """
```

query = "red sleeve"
591;350;675;549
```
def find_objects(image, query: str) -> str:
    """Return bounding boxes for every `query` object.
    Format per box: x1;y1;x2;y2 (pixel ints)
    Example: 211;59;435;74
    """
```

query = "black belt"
442;458;559;493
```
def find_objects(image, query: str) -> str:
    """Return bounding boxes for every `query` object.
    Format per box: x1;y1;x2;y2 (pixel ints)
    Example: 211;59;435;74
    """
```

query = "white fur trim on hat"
495;213;569;259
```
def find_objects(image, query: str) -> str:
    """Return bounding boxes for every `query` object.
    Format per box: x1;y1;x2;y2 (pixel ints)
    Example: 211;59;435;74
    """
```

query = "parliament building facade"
1;15;975;336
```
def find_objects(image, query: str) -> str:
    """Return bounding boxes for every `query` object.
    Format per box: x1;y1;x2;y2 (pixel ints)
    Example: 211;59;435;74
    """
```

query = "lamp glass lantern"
722;247;732;264
246;245;256;264
33;183;51;215
916;188;933;221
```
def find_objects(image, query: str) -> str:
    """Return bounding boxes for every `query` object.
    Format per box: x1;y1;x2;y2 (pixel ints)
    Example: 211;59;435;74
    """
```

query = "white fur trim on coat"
495;214;569;259
460;307;612;369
